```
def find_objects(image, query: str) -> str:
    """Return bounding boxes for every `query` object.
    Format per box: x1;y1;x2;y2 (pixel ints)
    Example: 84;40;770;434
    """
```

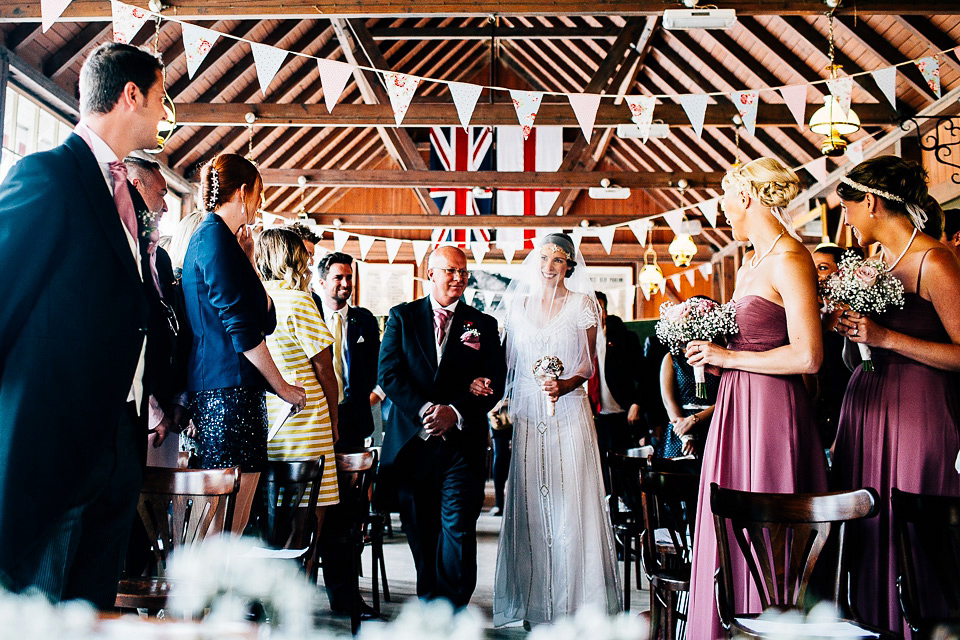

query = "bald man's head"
427;246;467;306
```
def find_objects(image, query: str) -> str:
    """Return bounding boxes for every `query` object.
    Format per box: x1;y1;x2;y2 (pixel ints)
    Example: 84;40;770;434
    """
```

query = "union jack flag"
429;126;494;248
496;125;563;249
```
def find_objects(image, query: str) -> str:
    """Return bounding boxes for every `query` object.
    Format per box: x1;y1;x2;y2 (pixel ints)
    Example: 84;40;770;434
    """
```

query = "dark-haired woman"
182;152;306;532
833;156;960;635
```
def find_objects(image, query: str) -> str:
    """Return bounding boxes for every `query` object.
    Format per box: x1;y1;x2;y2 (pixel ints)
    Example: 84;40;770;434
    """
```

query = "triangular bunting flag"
627;219;650;247
357;234;376;260
333;230;349;252
670;274;681;289
449;82;484;131
624;285;636;313
41;0;72;32
779;85;808;127
111;0;150;44
676;94;709;140
730;90;759;137
412;240;430;266
317;58;354;114
569;229;583;254
251;42;287;96
846;139;865;165
685;270;697;287
698;263;713;279
641;285;651;301
663;210;685;236
568;93;602;142
596;227;615;255
697;199;720;228
509;90;544;140
870;66;897;110
807;156;828;184
383;72;421;126
385;238;403;263
471;241;488;264
182;24;221;79
464;289;476;305
500;241;517;265
625;96;656;143
915;55;941;98
825;76;853;117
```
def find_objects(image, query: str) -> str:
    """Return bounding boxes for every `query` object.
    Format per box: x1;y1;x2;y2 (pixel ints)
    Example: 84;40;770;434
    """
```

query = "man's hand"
627;404;642;427
469;377;494;397
148;414;175;448
422;404;457;437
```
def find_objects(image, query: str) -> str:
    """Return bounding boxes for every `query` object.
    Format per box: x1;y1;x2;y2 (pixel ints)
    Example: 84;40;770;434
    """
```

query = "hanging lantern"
808;95;860;157
638;246;665;296
668;219;697;267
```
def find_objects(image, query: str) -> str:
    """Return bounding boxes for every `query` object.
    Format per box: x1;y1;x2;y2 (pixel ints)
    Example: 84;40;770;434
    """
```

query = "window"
0;86;72;184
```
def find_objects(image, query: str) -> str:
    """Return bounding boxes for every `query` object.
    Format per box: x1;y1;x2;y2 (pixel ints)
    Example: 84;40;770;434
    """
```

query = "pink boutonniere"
460;322;481;350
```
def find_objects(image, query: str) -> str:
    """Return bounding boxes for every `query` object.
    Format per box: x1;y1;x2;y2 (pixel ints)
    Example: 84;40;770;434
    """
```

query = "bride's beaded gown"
493;293;621;626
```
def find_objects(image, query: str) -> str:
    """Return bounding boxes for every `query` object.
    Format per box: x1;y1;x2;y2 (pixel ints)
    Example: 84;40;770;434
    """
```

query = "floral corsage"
460;322;481;350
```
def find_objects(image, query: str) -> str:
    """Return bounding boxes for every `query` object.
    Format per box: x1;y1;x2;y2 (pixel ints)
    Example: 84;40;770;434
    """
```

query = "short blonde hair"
168;210;203;271
255;227;311;292
722;157;800;210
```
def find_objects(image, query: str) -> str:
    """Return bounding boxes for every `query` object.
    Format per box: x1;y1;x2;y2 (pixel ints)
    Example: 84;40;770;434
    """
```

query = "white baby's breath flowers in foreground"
357;599;483;640
526;606;648;640
166;534;318;636
0;591;96;640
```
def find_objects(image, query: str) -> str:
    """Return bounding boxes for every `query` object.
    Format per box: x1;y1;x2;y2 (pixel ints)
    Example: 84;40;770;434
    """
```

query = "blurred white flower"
526;606;648;640
358;599;483;640
0;590;96;640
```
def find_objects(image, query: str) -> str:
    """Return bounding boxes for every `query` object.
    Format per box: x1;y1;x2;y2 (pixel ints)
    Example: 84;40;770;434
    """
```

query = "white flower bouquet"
822;251;905;372
532;356;564;416
655;298;739;398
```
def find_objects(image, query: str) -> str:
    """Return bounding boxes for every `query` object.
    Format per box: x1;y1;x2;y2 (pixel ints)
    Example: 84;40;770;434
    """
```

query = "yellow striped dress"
263;280;339;507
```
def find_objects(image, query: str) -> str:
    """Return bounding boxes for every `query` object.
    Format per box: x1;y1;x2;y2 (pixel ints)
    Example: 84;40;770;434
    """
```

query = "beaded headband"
540;243;573;261
206;167;220;212
839;175;928;230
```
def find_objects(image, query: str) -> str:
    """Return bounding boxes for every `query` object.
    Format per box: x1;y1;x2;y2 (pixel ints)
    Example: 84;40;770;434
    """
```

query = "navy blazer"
0;133;150;562
315;298;381;443
378;297;505;469
182;214;276;392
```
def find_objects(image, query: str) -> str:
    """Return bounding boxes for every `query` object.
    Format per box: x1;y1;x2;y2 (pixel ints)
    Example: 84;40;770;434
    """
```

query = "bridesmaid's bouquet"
655;299;739;398
822;251;905;372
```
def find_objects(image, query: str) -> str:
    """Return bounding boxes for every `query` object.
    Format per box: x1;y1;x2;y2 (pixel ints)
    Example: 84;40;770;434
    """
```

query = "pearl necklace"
886;227;919;271
749;232;784;269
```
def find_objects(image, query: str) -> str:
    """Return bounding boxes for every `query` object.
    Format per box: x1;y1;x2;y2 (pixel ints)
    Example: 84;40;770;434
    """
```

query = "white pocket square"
357;335;365;343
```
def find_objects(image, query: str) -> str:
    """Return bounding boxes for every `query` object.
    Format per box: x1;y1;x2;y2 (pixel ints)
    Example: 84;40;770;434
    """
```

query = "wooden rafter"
893;16;960;76
5;0;960;22
370;25;619;40
735;17;830;98
42;22;110;80
4;23;41;51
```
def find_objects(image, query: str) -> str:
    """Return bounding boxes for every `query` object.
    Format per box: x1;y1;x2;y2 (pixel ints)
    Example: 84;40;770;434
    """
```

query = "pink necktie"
108;160;138;240
434;308;453;345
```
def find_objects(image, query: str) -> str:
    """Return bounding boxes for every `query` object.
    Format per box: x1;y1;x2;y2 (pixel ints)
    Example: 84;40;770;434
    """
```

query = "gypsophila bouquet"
822;251;905;372
656;298;739;398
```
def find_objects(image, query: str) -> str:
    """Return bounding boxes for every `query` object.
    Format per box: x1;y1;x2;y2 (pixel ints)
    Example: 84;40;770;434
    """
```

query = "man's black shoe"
330;600;380;621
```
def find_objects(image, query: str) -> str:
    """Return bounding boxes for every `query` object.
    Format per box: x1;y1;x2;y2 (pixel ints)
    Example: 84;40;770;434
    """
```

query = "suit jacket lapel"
413;297;439;374
66;134;141;283
438;303;467;370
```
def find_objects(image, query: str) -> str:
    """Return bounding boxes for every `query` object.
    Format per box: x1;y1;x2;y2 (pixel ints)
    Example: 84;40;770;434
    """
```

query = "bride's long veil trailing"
493;238;604;424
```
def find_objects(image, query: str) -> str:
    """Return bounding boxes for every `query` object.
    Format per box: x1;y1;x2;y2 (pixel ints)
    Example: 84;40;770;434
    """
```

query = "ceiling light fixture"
662;8;737;30
809;10;861;156
669;219;698;267
639;246;666;296
616;123;670;140
588;178;631;200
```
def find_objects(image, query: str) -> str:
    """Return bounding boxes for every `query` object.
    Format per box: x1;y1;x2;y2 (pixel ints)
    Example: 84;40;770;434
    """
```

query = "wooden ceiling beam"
4;23;40;51
332;17;440;215
735;17;829;98
893;16;960;76
166;19;262;99
369;26;618;40
834;16;937;100
42;22;111;80
6;0;959;22
259;168;724;189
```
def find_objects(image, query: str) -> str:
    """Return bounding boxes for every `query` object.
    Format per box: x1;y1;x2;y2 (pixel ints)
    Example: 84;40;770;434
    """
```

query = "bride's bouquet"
821;251;905;372
655;298;739;398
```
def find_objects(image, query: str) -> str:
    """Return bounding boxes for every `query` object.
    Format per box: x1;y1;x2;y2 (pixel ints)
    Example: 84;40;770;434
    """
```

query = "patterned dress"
263;280;339;507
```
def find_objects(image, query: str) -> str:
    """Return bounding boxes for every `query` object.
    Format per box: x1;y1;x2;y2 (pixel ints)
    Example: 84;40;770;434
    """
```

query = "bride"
492;233;621;627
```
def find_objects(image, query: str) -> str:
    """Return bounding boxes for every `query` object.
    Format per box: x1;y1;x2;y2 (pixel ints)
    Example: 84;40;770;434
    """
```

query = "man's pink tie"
434;308;453;345
108;160;138;240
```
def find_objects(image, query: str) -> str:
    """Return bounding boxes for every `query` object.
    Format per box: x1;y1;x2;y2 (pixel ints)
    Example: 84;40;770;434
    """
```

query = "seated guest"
942;207;960;260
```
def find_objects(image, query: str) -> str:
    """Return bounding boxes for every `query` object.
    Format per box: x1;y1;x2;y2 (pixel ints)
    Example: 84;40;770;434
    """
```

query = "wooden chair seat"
649;565;691;592
114;578;173;610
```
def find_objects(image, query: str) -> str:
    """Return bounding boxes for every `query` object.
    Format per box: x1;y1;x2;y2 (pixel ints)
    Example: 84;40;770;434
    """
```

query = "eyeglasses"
436;268;469;278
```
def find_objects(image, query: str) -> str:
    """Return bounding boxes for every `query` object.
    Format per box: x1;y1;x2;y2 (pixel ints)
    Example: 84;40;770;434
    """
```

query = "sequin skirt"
188;386;267;473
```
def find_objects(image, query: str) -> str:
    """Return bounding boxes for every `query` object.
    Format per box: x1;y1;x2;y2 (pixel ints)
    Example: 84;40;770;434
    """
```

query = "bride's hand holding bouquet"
823;251;905;371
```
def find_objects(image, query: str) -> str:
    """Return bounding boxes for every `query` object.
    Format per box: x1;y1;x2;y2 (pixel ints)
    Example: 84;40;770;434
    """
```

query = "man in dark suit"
312;251;382;617
0;43;166;608
314;252;380;449
378;246;506;607
589;292;644;493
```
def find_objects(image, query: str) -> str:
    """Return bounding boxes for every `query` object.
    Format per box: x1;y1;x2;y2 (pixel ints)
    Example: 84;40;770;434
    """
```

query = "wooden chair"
260;458;324;575
608;451;651;611
640;470;700;640
710;483;887;639
115;466;241;610
892;488;960;637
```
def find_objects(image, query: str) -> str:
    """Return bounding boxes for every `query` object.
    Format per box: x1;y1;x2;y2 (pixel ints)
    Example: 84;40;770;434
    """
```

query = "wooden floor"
312;482;652;637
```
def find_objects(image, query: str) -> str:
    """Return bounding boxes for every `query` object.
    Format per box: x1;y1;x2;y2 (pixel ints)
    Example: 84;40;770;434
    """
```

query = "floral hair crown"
206;167;220;212
839;175;928;230
540;243;573;260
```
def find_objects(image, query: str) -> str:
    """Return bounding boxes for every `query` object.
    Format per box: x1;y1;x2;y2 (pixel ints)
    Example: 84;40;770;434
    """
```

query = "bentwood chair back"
261;458;324;574
710;484;883;639
115;466;240;611
892;488;960;637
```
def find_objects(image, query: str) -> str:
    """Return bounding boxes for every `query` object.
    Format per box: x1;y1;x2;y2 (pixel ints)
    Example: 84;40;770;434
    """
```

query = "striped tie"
333;311;345;404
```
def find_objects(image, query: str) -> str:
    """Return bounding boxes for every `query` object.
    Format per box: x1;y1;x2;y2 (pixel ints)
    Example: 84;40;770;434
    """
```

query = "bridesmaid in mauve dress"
833;156;960;636
685;158;827;640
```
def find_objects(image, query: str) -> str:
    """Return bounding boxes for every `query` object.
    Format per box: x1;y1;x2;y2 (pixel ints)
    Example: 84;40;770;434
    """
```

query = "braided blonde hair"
722;157;802;240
